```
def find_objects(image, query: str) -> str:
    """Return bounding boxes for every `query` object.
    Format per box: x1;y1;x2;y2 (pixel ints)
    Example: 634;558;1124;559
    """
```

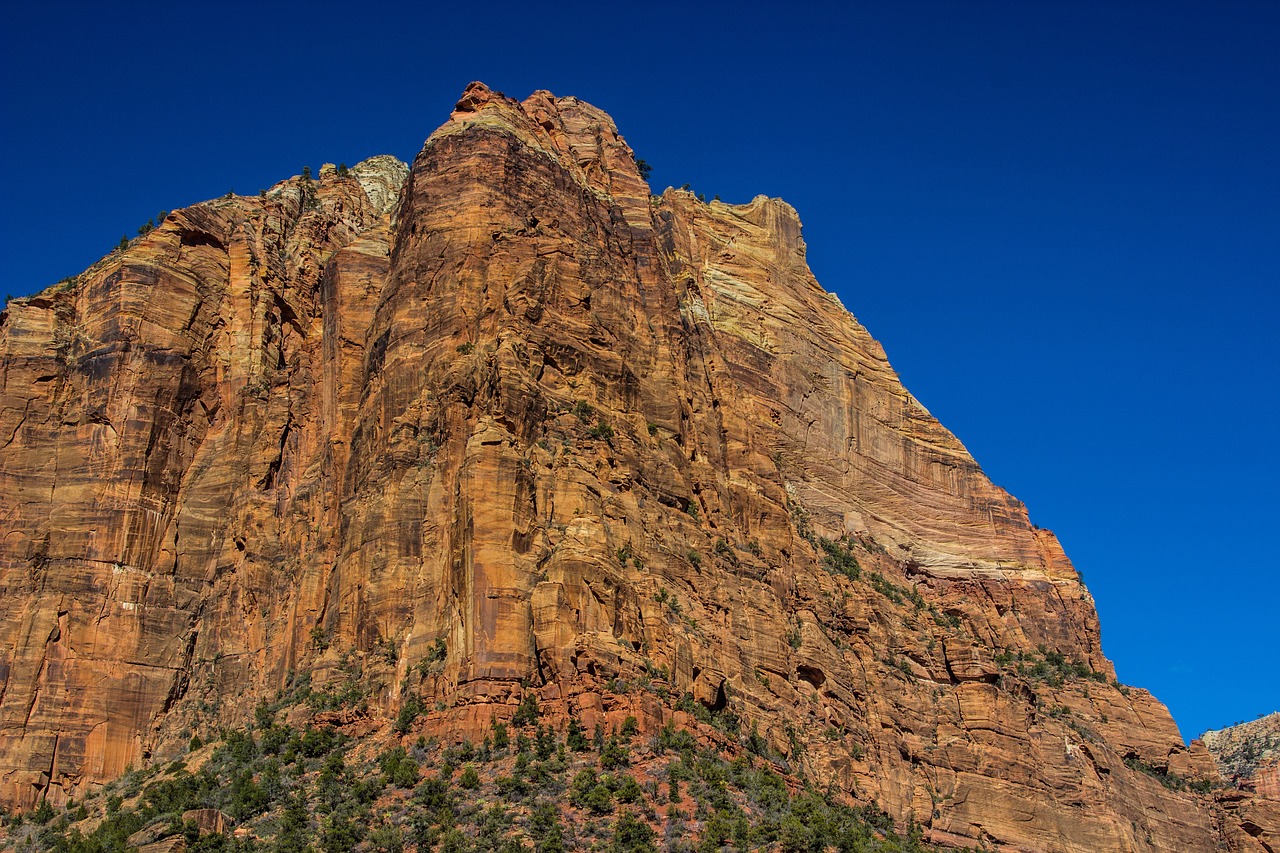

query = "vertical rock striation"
0;82;1262;850
0;154;407;803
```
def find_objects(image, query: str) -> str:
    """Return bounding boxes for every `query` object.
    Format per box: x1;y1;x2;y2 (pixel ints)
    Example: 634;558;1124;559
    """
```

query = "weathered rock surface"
0;81;1267;850
1204;712;1280;798
1202;713;1280;852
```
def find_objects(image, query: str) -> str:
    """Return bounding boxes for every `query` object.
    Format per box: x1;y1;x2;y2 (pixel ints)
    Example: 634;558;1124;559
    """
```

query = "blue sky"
3;1;1276;740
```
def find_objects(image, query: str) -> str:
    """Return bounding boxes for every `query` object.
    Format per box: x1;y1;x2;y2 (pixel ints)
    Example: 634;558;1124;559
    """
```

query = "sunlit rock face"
0;82;1259;850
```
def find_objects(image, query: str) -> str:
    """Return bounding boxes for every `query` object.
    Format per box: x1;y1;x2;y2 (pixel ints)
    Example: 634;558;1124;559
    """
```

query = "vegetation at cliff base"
1;688;973;853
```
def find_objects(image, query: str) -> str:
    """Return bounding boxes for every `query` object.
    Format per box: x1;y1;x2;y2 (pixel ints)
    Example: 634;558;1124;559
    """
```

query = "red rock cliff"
0;83;1261;851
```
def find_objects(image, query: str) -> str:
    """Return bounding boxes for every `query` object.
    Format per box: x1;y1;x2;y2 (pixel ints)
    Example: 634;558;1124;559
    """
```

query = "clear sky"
2;1;1276;741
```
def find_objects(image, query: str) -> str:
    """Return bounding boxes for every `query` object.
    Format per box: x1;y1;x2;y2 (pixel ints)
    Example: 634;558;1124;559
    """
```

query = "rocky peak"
429;81;649;217
350;154;410;214
0;83;1271;851
451;79;503;113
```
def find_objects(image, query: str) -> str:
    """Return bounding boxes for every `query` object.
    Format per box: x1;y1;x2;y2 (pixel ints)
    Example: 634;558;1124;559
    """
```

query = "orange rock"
181;808;232;835
0;83;1268;850
1204;712;1280;798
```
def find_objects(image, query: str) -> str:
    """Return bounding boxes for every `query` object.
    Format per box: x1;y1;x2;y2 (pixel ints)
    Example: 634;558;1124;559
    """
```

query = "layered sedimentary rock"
0;82;1263;850
1204;713;1280;798
1202;714;1280;852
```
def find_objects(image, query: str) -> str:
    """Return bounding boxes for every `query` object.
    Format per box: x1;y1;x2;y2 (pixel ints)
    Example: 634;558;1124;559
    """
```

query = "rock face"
1202;714;1280;852
1204;713;1280;798
0;82;1264;850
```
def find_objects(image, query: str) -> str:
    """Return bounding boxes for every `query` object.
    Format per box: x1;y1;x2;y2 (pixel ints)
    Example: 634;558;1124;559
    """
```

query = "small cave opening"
178;229;225;251
702;679;729;713
796;664;826;690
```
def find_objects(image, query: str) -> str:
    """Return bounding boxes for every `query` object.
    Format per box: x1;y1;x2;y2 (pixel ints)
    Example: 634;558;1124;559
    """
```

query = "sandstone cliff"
0;82;1260;850
1203;714;1280;851
1204;713;1280;797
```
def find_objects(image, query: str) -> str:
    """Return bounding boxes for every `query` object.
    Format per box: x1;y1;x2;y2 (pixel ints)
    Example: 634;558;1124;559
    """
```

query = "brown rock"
137;842;186;853
128;820;176;848
181;808;232;835
0;82;1268;850
1204;712;1280;798
1217;788;1280;852
0;152;407;810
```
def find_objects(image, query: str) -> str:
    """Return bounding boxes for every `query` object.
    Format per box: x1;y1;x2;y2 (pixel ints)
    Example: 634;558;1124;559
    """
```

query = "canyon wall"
0;83;1260;850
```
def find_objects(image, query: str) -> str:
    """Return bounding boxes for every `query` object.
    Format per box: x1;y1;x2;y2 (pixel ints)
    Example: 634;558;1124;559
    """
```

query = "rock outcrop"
1204;713;1280;798
0;82;1265;850
1202;713;1280;852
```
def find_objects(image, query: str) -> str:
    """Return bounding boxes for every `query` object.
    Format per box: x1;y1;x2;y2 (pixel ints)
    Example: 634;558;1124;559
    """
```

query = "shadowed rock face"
0;82;1262;850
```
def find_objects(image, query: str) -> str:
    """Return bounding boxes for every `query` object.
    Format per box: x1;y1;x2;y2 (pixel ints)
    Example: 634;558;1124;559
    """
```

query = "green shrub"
570;769;613;813
1124;755;1198;791
600;736;631;769
997;648;1108;686
869;572;903;604
395;693;423;734
512;693;540;727
492;718;510;750
818;537;860;580
567;717;590;752
321;810;367;853
587;419;614;442
655;723;698;754
530;800;566;852
413;774;452;810
616;774;645;804
459;764;480;789
610;808;657;851
225;768;270;820
379;746;419;788
298;726;342;758
29;798;55;825
584;783;614;815
535;724;556;760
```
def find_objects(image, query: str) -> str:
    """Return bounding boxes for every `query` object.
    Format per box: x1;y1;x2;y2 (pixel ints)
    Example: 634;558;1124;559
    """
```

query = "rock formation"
0;82;1267;850
1204;713;1280;797
1203;714;1280;851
